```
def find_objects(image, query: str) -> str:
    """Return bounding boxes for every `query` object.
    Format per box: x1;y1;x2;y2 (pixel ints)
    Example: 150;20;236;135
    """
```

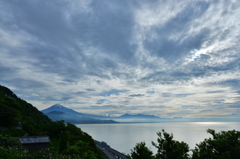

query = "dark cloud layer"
1;0;240;118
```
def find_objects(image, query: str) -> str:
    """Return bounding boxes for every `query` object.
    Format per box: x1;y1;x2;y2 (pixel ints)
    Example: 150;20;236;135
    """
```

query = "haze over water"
77;122;240;154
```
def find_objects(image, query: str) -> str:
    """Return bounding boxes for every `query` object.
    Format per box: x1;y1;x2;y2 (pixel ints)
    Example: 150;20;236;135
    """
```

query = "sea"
76;122;240;154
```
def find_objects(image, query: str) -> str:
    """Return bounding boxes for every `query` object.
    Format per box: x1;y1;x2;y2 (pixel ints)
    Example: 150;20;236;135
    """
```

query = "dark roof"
18;136;50;144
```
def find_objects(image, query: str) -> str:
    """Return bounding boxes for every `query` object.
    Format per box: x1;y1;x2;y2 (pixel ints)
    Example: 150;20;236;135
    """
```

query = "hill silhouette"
0;85;51;134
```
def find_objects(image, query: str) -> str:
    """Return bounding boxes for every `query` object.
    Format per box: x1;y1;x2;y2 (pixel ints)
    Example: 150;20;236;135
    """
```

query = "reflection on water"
195;122;225;125
76;122;240;154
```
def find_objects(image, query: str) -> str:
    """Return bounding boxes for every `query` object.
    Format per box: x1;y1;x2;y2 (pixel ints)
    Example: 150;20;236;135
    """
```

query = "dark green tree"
192;129;240;159
129;142;154;159
66;140;98;159
0;84;51;132
46;121;104;159
0;135;31;159
152;129;190;159
46;120;66;138
58;131;69;153
0;104;21;127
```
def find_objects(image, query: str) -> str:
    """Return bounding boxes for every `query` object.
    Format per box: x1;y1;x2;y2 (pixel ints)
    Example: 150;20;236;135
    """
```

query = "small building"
16;124;22;129
16;122;22;129
18;136;50;154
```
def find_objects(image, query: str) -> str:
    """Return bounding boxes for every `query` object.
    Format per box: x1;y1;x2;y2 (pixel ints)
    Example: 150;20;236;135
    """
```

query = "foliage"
32;148;81;159
46;120;66;138
0;135;31;159
0;85;51;134
66;140;99;159
129;129;240;159
192;129;240;159
0;103;21;127
0;129;25;137
0;137;80;159
58;131;69;153
46;121;104;159
22;122;39;135
0;122;105;159
129;141;154;159
152;129;190;159
0;85;105;158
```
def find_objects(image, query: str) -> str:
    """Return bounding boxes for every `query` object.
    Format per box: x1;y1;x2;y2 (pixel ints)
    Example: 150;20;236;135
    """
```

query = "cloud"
63;102;86;104
89;105;121;110
129;94;145;97
182;106;200;109
86;89;95;92
97;89;129;96
96;99;108;104
1;0;240;119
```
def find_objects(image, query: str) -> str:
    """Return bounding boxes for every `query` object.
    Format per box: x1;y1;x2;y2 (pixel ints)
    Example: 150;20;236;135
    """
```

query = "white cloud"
1;0;240;119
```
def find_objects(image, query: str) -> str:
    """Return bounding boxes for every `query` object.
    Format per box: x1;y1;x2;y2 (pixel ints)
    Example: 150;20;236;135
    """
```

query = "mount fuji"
41;104;117;124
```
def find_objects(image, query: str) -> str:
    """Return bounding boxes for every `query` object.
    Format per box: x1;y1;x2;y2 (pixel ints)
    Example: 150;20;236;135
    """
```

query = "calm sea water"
76;122;240;154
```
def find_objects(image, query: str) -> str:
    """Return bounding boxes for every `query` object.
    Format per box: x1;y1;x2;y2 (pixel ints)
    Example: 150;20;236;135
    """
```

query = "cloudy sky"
1;0;240;119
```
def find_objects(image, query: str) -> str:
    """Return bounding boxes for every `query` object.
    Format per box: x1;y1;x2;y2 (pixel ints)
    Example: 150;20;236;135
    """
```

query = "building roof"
18;136;50;144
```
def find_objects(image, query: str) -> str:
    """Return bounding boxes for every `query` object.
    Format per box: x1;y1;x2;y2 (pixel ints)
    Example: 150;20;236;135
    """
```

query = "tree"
192;129;240;159
152;129;190;159
46;120;66;138
58;131;69;153
0;104;21;127
66;140;98;159
0;135;31;159
130;142;154;159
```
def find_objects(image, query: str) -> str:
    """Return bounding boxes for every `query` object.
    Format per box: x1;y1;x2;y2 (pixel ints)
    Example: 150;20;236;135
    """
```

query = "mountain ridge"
42;104;118;124
119;113;161;119
42;104;105;118
42;104;163;123
45;111;118;124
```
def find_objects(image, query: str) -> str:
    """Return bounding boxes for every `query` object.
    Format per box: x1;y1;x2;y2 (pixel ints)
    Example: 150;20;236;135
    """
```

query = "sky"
1;0;240;119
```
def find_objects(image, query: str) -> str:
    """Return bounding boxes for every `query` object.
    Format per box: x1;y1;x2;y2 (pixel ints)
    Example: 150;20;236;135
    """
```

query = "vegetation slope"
0;85;104;159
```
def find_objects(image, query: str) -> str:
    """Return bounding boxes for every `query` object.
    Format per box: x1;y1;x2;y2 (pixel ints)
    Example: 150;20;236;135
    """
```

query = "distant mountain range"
45;111;117;124
119;113;160;118
113;113;162;123
41;104;163;123
42;104;84;116
42;104;117;124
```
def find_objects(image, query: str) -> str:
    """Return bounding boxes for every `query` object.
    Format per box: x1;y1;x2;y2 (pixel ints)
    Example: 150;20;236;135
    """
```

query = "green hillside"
0;85;51;134
0;85;105;158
